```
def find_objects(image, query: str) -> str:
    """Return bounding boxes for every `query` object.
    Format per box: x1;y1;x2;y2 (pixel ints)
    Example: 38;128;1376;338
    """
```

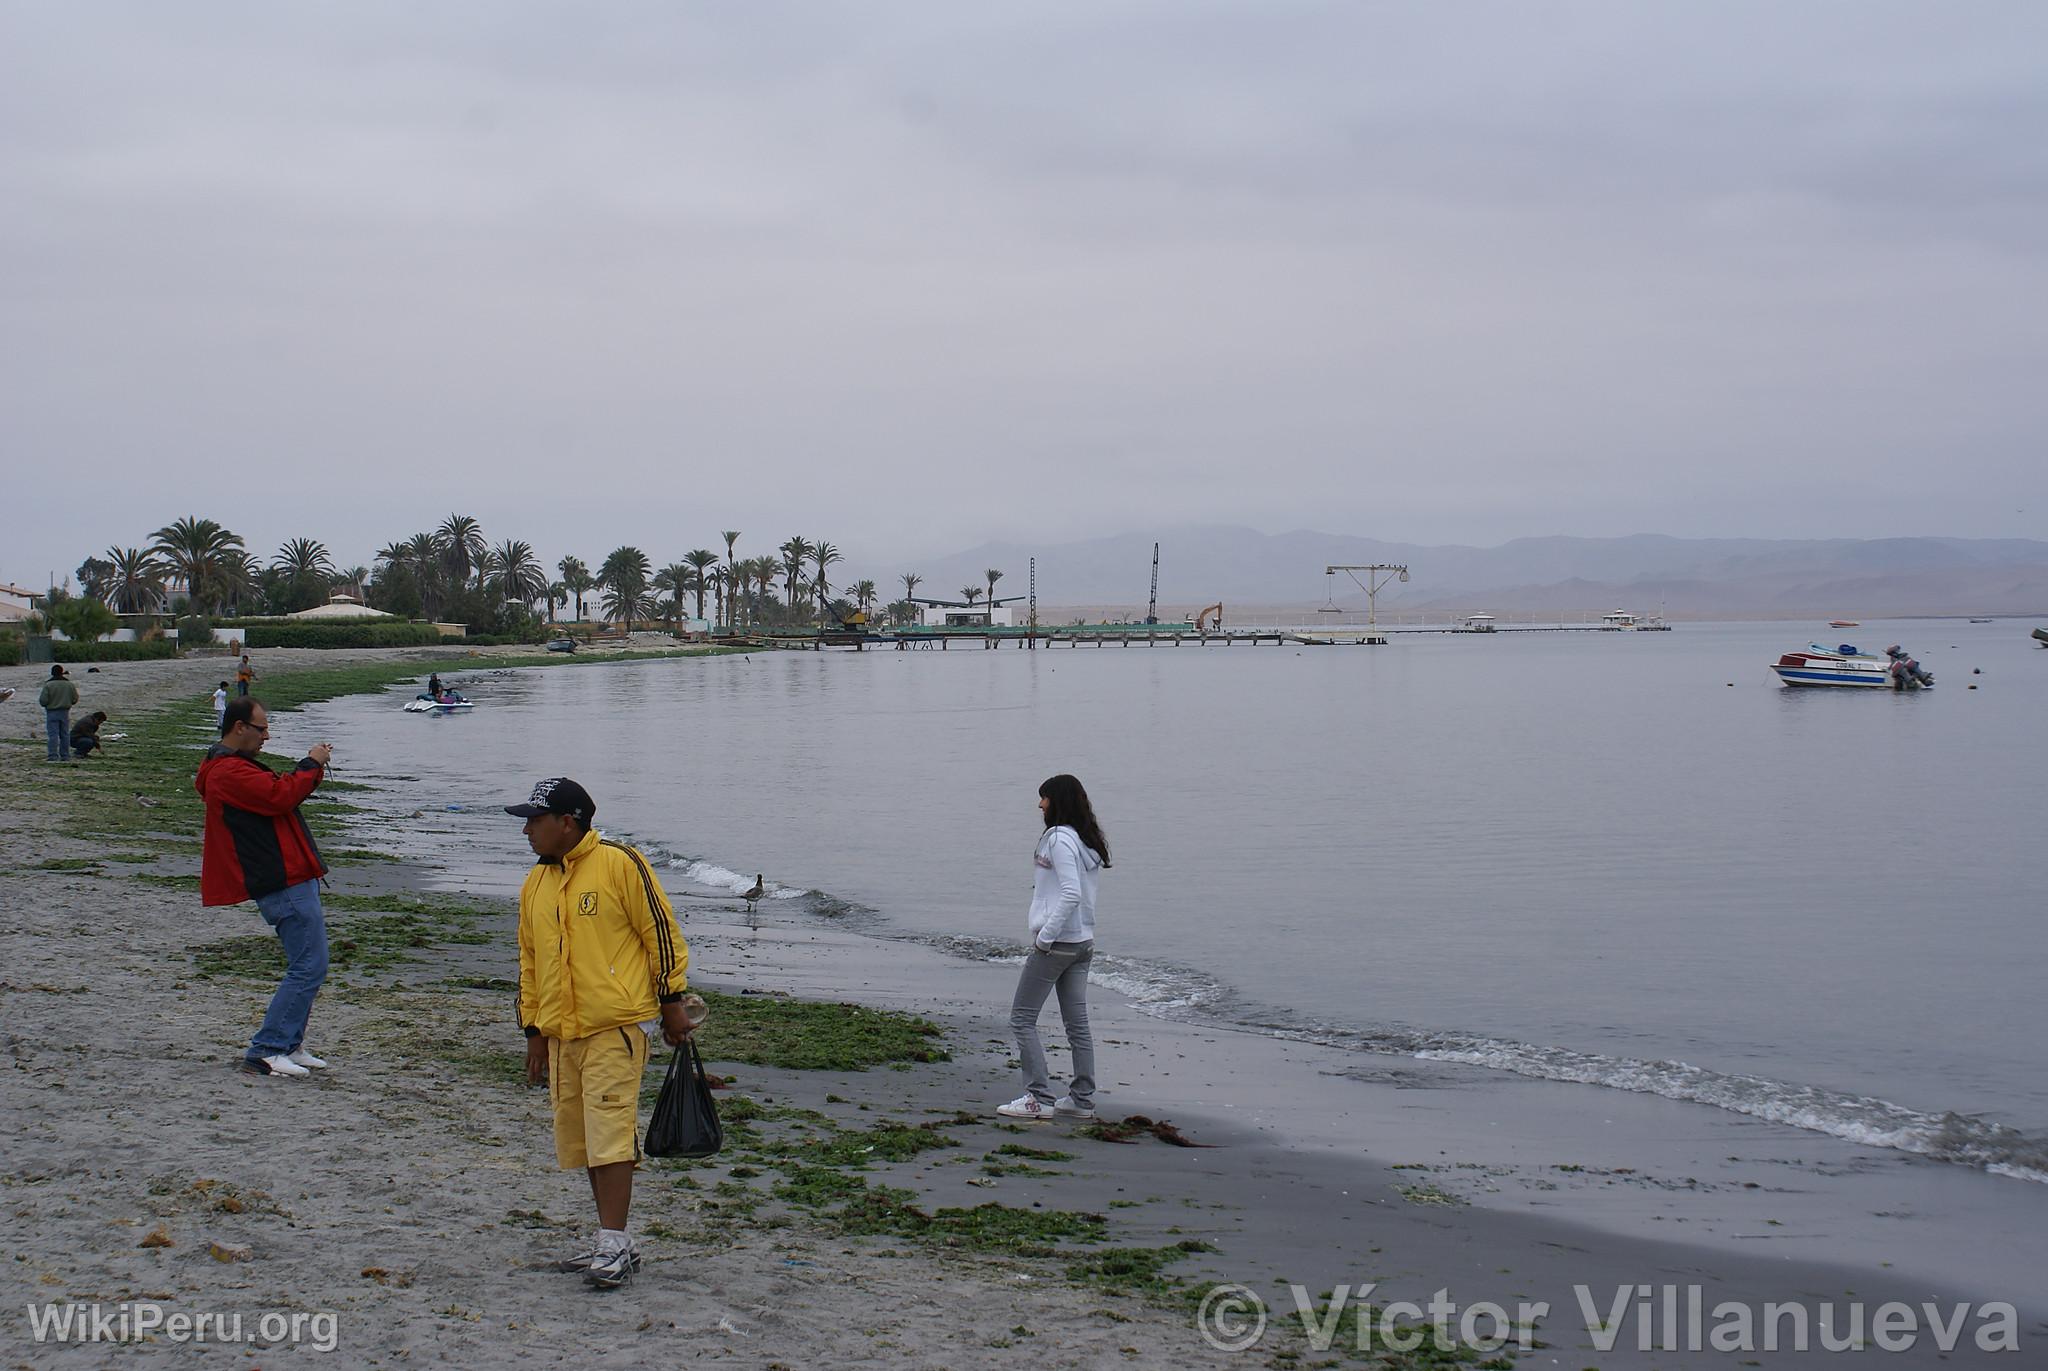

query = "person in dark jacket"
69;710;108;758
197;696;336;1078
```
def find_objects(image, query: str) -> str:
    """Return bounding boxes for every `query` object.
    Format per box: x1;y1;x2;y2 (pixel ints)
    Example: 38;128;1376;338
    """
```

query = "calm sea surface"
299;620;2048;1178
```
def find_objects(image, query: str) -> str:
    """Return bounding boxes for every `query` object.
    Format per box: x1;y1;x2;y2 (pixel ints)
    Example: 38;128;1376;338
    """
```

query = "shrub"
241;622;445;650
0;637;20;667
50;639;179;663
177;614;215;648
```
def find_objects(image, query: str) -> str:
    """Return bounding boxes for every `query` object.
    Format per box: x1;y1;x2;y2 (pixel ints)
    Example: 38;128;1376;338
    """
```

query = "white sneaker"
287;1049;328;1070
253;1054;310;1077
1053;1096;1096;1121
996;1094;1052;1120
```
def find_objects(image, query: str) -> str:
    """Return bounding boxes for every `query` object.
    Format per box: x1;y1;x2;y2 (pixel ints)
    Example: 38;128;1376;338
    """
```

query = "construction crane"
1145;543;1160;625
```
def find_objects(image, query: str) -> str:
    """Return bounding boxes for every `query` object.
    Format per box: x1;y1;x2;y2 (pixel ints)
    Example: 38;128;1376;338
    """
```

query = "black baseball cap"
504;777;596;824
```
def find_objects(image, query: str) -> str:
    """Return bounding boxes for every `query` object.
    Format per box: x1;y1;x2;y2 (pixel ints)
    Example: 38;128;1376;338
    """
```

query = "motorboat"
404;695;475;714
545;637;578;653
1829;619;1859;629
1771;644;1890;688
2033;627;2048;648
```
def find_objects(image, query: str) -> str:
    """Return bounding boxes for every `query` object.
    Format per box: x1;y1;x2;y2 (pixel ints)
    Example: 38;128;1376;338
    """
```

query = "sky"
4;1;2045;590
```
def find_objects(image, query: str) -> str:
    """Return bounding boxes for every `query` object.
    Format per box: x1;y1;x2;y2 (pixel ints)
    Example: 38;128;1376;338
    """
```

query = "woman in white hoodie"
998;774;1110;1122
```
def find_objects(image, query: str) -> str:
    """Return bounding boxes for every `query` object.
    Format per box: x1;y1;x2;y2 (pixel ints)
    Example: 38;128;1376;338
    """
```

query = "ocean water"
298;620;2048;1179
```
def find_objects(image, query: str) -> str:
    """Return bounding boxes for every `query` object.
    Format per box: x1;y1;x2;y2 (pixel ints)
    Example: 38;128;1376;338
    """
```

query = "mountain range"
893;527;2048;619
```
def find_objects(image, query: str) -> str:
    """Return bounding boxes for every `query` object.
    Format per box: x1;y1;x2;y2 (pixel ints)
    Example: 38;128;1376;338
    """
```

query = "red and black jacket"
196;745;329;905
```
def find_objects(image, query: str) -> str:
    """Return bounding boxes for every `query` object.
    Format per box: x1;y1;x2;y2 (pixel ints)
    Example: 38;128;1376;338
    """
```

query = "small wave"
1379;1035;2048;1183
664;856;803;901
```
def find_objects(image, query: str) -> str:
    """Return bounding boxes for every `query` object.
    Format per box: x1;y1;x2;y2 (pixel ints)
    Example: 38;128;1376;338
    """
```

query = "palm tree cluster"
62;512;991;637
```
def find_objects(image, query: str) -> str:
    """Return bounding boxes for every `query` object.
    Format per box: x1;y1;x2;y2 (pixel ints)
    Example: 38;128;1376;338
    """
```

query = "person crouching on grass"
507;777;693;1290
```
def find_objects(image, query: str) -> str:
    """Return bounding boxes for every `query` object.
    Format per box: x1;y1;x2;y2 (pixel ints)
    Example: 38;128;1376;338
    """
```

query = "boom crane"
1146;542;1160;625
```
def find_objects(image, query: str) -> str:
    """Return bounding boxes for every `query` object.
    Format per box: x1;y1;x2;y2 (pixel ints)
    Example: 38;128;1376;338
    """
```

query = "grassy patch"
191;911;491;980
693;989;947;1071
1064;1241;1216;1299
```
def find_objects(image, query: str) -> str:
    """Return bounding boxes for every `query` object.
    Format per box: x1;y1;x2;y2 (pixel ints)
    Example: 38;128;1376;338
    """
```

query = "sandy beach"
3;650;2043;1369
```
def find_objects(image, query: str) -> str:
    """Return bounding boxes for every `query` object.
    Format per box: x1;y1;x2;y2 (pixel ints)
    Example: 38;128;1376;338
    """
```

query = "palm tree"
217;549;260;618
961;586;983;607
776;537;810;609
388;532;444;617
273;537;335;582
435;514;488;590
333;566;370;602
900;572;921;604
853;579;877;615
597;546;651;626
105;546;167;615
748;556;778;625
720;532;741;625
546;581;568;624
810;541;842;620
683;549;720;624
652;563;693;632
150;516;245;615
984;568;1004;621
485;539;547;608
709;565;728;628
557;556;592;622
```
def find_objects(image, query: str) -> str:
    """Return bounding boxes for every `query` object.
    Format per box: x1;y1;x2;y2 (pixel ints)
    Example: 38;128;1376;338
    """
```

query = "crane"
1146;543;1160;625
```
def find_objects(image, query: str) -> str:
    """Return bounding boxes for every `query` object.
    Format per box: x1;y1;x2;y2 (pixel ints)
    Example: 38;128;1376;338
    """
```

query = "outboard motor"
1885;644;1934;690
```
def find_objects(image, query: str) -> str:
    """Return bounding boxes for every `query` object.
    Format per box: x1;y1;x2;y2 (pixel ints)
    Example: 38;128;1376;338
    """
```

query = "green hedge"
241;622;445;650
51;639;180;663
0;638;20;667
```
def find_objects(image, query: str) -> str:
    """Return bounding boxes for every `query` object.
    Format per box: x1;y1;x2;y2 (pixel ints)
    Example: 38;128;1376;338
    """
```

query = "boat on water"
1600;608;1670;631
2034;627;2048;648
1772;645;1890;688
1829;619;1859;628
403;696;475;714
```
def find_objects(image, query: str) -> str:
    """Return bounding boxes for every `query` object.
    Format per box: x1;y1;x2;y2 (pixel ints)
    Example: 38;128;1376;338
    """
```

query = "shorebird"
741;875;764;913
135;794;160;809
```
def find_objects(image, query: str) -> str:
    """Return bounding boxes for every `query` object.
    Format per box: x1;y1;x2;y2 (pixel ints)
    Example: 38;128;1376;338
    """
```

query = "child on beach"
999;773;1109;1123
212;682;229;732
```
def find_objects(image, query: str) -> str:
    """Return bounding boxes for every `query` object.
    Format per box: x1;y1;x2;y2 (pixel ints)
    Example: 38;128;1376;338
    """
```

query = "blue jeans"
45;709;71;761
1010;941;1096;1108
247;880;329;1060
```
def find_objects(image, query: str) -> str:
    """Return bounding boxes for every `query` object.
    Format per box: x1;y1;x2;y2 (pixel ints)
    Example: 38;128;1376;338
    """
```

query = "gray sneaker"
584;1244;639;1289
1053;1095;1096;1121
550;1242;641;1276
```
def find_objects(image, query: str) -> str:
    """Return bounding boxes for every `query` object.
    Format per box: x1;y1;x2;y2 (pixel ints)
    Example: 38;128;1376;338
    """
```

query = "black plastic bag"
645;1039;722;1159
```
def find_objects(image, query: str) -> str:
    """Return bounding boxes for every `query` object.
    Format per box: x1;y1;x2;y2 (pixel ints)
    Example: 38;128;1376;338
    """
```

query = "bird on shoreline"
741;875;764;913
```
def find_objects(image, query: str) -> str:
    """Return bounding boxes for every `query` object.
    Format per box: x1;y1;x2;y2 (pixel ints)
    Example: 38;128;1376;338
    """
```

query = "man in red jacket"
197;695;336;1078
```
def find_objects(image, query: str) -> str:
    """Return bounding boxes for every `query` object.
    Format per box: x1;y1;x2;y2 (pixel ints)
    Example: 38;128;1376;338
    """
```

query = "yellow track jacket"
518;828;688;1041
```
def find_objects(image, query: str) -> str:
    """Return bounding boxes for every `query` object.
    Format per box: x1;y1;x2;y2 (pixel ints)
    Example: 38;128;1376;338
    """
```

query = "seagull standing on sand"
742;875;764;913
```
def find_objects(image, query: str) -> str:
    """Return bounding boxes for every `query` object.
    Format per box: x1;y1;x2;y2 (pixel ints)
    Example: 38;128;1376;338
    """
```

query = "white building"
922;604;1014;628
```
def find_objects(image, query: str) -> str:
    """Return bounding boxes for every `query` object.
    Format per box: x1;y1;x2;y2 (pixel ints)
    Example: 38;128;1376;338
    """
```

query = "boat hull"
1772;665;1888;687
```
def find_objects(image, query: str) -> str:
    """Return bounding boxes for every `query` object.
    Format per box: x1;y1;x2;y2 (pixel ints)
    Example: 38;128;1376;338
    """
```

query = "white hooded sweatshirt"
1027;824;1103;949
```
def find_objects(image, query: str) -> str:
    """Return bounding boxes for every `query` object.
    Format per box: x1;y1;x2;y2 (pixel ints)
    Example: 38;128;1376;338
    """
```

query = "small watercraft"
1828;619;1859;628
1772;645;1889;688
404;695;475;714
2033;627;2048;648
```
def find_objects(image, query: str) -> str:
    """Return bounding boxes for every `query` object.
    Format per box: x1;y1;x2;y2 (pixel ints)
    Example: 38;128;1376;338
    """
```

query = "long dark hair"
1039;773;1110;867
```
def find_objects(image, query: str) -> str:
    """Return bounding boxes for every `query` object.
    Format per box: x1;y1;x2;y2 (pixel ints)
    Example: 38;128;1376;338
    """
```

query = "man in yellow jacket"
506;777;691;1289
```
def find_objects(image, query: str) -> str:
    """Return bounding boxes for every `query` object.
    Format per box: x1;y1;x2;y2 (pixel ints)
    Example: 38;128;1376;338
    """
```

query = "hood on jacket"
1039;825;1104;869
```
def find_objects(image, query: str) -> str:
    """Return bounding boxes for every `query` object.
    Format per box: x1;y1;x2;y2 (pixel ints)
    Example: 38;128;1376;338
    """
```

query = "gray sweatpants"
1010;941;1095;1108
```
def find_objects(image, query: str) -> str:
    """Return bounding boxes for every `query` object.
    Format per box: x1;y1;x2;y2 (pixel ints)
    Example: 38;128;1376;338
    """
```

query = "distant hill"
892;526;2048;619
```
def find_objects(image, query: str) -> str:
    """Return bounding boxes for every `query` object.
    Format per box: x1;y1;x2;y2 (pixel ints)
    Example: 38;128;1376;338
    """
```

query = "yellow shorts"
548;1026;651;1170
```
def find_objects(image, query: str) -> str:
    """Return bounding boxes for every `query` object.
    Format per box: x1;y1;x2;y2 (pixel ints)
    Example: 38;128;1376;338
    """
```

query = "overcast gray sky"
4;1;2044;587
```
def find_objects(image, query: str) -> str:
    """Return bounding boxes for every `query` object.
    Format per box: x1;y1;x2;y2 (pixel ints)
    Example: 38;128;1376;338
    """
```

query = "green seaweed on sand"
691;989;948;1071
191;911;491;980
1063;1241;1216;1300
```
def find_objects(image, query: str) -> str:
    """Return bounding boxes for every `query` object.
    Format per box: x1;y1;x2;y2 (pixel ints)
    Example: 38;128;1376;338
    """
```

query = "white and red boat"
1771;644;1889;688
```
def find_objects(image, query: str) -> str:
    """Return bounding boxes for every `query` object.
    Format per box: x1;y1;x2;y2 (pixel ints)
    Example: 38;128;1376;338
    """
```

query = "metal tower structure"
1325;564;1410;630
1145;543;1160;625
